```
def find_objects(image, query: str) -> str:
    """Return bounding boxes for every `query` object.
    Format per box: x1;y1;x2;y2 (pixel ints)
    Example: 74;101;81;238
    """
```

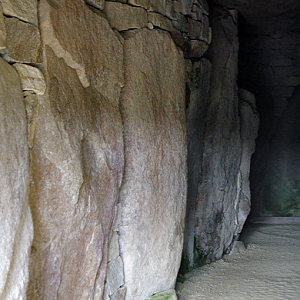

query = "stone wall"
182;6;259;269
0;56;33;300
239;27;300;216
0;0;260;298
0;0;210;299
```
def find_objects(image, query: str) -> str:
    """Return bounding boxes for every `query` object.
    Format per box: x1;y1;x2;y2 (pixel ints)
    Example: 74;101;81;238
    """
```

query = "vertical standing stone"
0;58;33;300
236;89;259;232
182;58;211;271
194;6;241;262
28;1;124;299
119;28;187;300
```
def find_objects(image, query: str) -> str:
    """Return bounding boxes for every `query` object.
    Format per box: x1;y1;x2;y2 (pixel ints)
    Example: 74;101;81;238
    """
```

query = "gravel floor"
177;223;300;300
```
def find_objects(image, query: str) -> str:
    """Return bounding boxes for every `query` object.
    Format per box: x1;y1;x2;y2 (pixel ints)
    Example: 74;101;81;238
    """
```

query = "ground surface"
177;223;300;300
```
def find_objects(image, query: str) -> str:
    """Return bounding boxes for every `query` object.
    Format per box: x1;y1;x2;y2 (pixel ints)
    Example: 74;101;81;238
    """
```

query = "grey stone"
108;230;120;262
194;6;242;262
201;15;211;43
110;287;127;300
172;14;189;33
173;0;193;16
190;3;204;20
119;28;187;300
106;256;125;296
183;58;211;270
187;18;203;40
236;89;259;233
0;57;33;300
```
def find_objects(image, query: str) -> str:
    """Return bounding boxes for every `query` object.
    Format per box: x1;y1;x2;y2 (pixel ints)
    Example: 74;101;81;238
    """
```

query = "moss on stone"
147;290;176;300
264;175;300;217
179;253;193;275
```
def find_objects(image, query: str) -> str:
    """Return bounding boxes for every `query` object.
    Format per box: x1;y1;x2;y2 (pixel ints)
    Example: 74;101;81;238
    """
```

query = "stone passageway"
177;221;300;300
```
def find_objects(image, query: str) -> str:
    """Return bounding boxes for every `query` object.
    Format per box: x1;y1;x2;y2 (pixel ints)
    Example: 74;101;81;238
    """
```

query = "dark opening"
237;2;300;218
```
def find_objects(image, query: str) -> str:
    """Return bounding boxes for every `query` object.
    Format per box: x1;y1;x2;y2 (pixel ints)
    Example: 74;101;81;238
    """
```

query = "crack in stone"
38;0;90;88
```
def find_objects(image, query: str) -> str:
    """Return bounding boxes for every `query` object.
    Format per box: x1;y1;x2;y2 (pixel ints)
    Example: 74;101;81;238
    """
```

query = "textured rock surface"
1;0;38;25
27;1;124;299
104;2;148;31
235;89;259;232
0;58;33;300
147;12;173;32
119;28;187;300
194;6;241;262
13;63;46;95
84;0;104;9
0;0;259;299
183;58;211;271
4;17;41;63
0;4;6;50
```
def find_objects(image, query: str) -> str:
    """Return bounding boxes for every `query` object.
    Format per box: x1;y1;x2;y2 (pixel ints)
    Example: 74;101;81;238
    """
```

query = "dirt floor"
177;222;300;300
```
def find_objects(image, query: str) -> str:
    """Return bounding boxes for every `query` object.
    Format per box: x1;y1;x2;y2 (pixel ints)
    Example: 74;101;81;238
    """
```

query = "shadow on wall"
258;86;300;217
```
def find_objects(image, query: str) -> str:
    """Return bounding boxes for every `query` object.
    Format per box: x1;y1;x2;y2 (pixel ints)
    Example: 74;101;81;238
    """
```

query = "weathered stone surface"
1;0;38;25
106;256;125;296
188;15;210;42
119;29;187;300
182;58;211;271
187;18;203;40
104;2;148;31
23;92;39;149
235;89;259;233
41;0;124;98
194;6;241;262
187;40;208;58
170;29;190;55
128;0;150;9
147;12;173;32
0;4;6;50
191;3;204;20
4;17;41;63
13;64;46;95
173;0;193;16
0;58;33;300
128;0;174;17
172;13;188;33
84;0;104;9
28;1;124;299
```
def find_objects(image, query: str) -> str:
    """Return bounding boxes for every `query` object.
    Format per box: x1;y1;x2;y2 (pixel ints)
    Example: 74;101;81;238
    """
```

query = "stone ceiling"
208;0;300;31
